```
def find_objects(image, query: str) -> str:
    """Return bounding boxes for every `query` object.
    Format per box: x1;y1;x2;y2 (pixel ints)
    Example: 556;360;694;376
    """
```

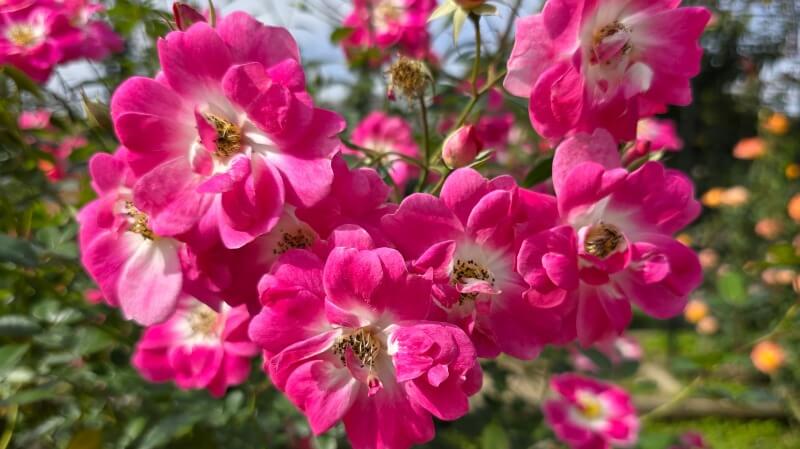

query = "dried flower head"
387;56;431;100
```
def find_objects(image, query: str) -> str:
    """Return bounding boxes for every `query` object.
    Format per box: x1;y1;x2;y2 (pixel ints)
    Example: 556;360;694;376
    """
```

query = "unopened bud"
443;125;482;169
173;2;206;30
387;56;431;100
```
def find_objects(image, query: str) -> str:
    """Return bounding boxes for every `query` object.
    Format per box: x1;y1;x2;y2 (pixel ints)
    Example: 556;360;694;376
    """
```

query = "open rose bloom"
133;297;258;397
110;12;344;249
249;244;481;449
0;0;121;82
544;374;639;449
505;0;710;141
517;129;702;345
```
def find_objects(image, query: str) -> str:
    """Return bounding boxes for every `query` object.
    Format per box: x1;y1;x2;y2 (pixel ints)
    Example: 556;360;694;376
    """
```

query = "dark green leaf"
523;155;554;187
717;270;747;305
1;64;43;99
0;233;38;267
0;315;41;337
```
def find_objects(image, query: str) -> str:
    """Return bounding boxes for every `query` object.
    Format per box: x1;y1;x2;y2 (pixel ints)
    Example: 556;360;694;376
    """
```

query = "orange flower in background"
697;316;719;335
733;137;766;160
763;113;790;135
755;218;783;240
698;249;719;270
786;164;800;180
720;186;750;207
676;233;693;246
788;194;800;223
684;299;709;324
702;188;724;208
751;341;786;375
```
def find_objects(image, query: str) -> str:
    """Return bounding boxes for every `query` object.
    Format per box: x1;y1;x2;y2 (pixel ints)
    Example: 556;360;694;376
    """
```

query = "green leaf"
74;327;115;356
330;27;354;43
580;348;613;372
0;233;38;267
523;155;554;187
0;315;41;338
0;343;30;376
1;64;43;99
66;429;102;449
717;270;747;305
767;243;800;265
1;382;69;406
136;410;206;449
480;421;509;449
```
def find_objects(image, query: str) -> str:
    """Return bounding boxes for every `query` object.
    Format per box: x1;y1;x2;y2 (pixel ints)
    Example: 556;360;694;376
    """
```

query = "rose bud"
443;125;483;169
173;2;206;30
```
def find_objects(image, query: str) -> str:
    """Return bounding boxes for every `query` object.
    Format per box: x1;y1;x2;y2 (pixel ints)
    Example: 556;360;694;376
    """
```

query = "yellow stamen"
203;113;242;159
451;259;495;303
333;328;382;369
584;223;623;258
6;24;40;48
124;201;155;240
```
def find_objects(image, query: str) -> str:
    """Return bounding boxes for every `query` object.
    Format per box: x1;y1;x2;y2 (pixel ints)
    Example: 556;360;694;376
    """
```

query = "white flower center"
6;23;43;48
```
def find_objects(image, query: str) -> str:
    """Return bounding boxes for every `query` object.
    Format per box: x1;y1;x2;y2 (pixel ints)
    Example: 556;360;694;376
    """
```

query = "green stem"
0;405;18;449
469;13;481;98
415;96;432;192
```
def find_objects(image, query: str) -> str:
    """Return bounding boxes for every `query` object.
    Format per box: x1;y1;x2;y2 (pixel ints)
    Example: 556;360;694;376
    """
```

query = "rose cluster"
0;0;122;82
76;2;709;449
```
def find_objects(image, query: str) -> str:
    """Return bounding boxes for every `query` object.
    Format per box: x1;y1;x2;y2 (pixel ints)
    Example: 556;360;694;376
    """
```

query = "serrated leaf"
0;233;38;267
330;27;354;43
0;315;41;338
523;155;554;187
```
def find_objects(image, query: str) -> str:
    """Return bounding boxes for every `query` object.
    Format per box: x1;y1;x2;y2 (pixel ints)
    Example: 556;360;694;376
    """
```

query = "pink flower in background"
18;109;51;129
78;149;185;325
348;112;420;186
570;335;642;373
624;117;684;163
0;4;75;82
132;297;258;397
296;154;396;245
505;0;710;142
517;129;702;345
249;245;481;449
110;12;344;249
669;432;710;449
341;0;435;63
381;168;565;359
544;374;639;449
58;0;124;61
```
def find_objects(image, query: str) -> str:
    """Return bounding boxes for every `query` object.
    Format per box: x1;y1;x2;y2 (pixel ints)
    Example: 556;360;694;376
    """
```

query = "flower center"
584;223;623;258
186;303;221;339
6;23;41;48
272;229;315;255
373;0;402;30
576;393;605;420
452;259;495;303
333;328;382;369
203;113;242;160
591;20;632;65
124;201;155;240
